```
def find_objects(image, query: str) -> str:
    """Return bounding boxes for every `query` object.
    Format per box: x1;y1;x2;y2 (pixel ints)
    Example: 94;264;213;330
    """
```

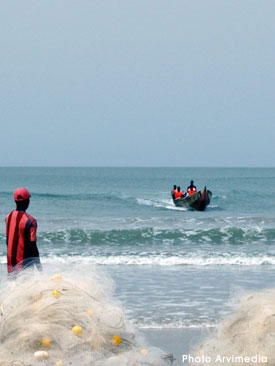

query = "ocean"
0;167;275;364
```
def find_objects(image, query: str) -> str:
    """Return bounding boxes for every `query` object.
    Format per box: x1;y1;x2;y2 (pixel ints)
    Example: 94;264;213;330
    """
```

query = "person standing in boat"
171;185;177;199
187;180;197;195
174;186;186;199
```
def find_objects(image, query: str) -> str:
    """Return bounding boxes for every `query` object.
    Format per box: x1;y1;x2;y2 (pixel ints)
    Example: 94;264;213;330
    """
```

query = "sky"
0;0;274;167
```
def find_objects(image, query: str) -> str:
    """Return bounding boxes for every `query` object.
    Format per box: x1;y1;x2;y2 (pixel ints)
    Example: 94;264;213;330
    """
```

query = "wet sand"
141;328;212;365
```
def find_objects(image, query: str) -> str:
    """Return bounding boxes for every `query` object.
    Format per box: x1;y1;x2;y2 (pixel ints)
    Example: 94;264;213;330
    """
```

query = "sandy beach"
141;328;207;365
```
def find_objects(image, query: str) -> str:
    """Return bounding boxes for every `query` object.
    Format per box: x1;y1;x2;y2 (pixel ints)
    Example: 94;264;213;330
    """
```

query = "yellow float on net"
87;309;94;316
56;361;63;366
52;274;62;280
72;325;83;335
112;334;121;345
141;349;148;355
41;337;51;347
32;303;39;312
52;290;60;297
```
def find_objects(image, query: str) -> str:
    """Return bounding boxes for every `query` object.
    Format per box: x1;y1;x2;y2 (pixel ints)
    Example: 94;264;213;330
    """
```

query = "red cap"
14;187;31;202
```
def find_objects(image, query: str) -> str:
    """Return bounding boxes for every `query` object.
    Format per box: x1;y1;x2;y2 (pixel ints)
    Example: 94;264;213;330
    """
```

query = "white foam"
136;198;187;211
138;321;215;329
1;255;274;267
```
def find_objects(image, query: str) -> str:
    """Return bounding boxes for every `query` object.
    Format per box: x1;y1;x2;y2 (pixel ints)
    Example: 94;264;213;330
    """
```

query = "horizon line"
0;166;274;169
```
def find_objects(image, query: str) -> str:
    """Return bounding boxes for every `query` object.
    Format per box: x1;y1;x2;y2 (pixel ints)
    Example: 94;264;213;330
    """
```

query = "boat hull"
173;187;212;211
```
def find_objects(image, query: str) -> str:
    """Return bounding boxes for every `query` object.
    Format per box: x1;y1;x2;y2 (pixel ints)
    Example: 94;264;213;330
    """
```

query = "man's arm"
25;241;42;270
27;217;42;270
5;216;9;246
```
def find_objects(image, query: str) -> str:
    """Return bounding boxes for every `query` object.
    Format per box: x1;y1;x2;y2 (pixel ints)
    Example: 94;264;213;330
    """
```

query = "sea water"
0;167;275;361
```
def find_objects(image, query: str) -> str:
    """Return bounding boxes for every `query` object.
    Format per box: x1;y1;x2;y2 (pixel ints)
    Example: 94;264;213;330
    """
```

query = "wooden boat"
173;187;212;211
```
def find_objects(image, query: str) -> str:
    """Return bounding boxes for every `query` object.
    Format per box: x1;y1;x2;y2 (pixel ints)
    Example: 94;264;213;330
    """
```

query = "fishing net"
190;289;275;366
0;265;172;366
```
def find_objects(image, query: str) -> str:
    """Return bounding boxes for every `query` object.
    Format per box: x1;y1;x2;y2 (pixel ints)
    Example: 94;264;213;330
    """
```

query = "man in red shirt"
6;187;41;273
174;186;186;199
171;185;177;199
187;180;197;195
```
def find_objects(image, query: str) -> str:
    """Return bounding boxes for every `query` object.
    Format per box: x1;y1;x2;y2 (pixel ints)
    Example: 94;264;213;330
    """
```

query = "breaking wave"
1;226;274;246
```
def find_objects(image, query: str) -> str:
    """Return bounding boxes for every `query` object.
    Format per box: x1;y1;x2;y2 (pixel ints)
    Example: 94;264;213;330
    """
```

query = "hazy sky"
1;1;274;167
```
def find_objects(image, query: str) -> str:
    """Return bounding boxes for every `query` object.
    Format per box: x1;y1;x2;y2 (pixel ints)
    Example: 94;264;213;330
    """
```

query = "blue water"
1;167;275;329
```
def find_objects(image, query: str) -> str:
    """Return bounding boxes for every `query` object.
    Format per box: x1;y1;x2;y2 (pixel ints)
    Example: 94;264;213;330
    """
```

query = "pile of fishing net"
191;289;275;366
0;266;172;366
